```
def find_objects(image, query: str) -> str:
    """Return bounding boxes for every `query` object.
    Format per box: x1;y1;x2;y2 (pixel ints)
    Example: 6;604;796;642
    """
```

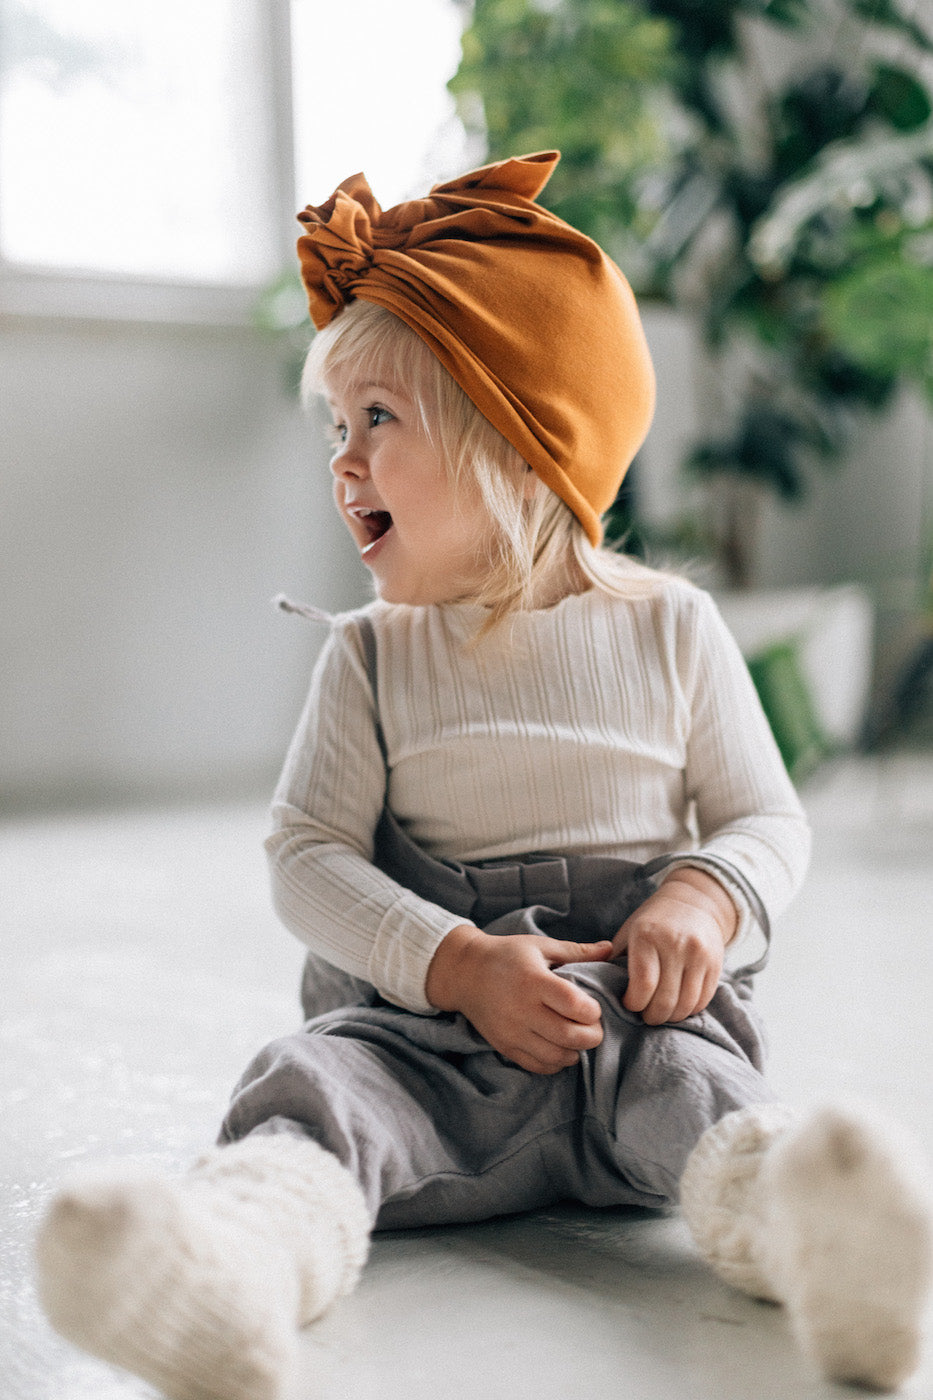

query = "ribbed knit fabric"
34;1135;370;1400
267;580;810;1012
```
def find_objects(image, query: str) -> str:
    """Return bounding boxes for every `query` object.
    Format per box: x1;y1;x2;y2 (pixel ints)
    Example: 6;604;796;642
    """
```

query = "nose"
330;436;368;481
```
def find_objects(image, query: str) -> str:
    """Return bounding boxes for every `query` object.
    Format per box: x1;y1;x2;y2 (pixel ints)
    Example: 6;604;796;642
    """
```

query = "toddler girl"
36;152;931;1399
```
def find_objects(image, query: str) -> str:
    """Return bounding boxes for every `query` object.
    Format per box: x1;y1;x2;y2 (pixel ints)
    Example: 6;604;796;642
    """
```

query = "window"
290;0;467;212
0;0;469;322
0;0;299;319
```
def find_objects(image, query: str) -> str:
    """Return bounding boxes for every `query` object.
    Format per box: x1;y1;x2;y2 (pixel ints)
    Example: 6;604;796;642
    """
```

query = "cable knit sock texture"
681;1101;933;1392
34;1135;371;1400
679;1100;796;1301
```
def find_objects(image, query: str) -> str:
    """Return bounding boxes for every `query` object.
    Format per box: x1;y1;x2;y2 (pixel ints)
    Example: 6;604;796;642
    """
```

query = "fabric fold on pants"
222;813;774;1228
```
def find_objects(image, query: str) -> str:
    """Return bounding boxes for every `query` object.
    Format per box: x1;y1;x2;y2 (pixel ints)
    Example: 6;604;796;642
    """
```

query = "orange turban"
296;151;655;545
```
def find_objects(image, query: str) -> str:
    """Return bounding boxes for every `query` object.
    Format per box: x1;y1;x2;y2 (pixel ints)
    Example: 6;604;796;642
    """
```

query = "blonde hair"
303;300;662;629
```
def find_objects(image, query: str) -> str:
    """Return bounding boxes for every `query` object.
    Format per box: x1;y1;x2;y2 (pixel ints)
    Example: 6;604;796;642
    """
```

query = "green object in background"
449;0;933;591
747;640;829;781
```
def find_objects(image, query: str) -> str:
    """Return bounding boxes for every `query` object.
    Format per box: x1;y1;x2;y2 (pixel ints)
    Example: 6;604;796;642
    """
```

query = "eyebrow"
326;379;405;411
331;379;397;397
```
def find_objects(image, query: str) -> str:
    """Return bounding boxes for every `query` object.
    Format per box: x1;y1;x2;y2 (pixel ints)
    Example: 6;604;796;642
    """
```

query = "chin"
372;577;417;606
370;568;458;608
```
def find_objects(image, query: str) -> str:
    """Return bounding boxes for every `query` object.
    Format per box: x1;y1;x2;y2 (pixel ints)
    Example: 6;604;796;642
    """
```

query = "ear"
522;464;538;501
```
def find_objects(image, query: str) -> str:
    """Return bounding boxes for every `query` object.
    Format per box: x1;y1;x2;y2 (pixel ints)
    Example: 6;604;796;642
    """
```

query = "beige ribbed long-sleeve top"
266;580;811;1013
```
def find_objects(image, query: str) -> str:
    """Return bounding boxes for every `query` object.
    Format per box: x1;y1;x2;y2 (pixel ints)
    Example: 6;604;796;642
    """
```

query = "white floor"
3;753;933;1400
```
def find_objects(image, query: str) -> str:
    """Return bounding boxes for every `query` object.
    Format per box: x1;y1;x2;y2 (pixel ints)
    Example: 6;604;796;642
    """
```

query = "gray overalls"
220;619;775;1228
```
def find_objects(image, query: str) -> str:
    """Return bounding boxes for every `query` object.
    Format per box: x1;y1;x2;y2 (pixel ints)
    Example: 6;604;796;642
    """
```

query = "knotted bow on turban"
296;152;655;545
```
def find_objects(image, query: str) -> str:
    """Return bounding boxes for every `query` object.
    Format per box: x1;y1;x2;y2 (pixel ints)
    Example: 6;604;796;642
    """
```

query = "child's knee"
221;1033;348;1150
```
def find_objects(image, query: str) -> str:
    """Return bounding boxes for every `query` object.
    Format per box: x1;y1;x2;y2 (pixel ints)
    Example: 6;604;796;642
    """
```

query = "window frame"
0;0;297;327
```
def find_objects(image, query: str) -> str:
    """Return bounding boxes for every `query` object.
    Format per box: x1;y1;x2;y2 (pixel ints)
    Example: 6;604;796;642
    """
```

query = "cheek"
453;492;496;549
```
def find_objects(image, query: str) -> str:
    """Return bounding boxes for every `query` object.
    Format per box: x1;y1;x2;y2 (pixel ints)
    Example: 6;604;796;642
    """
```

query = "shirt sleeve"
673;588;812;971
264;616;467;1014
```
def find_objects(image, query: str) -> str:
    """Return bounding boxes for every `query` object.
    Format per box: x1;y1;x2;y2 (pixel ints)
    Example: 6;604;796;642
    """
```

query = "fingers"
536;1002;604;1051
622;939;661;1016
506;986;603;1075
513;1016;609;1073
539;943;609;1027
549;940;613;963
509;964;606;1074
666;963;707;1025
623;940;720;1024
546;938;614;966
513;1052;575;1076
511;1033;585;1076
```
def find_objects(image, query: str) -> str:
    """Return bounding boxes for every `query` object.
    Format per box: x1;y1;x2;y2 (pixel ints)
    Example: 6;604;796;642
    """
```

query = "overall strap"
354;613;769;978
356;614;388;765
275;596;391;771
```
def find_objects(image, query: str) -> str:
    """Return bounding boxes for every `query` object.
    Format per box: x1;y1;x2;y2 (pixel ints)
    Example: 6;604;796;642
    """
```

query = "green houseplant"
450;0;933;586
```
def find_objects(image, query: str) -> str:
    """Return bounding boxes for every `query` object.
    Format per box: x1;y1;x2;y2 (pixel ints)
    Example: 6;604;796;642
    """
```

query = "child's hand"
611;867;737;1025
425;926;612;1074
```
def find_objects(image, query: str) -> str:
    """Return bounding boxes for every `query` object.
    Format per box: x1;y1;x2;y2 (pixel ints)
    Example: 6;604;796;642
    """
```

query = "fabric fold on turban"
297;151;655;545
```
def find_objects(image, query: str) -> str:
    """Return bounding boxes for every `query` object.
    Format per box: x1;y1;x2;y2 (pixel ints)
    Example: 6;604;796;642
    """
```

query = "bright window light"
290;0;469;213
0;0;279;283
0;0;470;291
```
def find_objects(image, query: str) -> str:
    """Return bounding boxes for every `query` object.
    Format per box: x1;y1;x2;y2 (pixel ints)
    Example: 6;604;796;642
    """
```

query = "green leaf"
253;273;309;334
824;256;933;396
449;0;678;243
773;66;872;177
868;63;933;131
758;0;810;25
747;642;829;780
844;0;933;52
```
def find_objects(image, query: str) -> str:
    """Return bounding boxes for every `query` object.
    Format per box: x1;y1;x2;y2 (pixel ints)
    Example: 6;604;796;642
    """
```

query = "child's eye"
324;406;392;449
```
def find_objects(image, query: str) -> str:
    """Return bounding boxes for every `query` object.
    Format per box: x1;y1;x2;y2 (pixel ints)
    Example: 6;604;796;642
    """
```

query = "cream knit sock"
679;1100;796;1302
681;1102;933;1391
34;1135;371;1400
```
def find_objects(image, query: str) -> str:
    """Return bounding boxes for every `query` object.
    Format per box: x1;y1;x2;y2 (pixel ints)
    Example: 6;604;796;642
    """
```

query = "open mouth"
353;508;393;556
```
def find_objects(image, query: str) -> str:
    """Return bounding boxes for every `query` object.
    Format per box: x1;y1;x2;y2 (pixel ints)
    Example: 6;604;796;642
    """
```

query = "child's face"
324;370;494;607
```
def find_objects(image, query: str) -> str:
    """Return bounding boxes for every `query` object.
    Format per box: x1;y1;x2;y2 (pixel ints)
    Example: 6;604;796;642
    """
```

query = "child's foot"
763;1105;933;1391
36;1162;298;1400
681;1101;933;1392
679;1100;795;1301
35;1136;370;1400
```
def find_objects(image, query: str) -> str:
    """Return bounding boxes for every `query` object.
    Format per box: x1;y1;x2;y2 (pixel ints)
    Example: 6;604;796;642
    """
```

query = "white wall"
639;304;931;597
1;305;928;811
1;314;368;811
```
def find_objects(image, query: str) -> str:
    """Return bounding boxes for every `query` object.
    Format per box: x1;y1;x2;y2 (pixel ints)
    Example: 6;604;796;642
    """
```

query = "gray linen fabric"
222;612;774;1226
221;826;773;1228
